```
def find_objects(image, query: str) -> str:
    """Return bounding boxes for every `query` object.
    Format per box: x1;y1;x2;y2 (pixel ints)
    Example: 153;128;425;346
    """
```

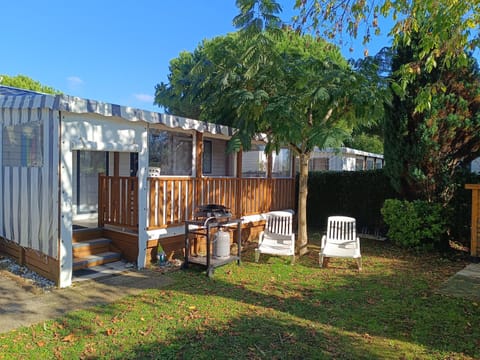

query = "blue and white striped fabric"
0;85;235;137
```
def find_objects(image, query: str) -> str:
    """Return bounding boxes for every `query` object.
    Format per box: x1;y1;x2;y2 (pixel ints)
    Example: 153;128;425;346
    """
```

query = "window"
272;148;292;178
203;140;212;174
355;158;364;171
375;159;383;169
149;129;193;176
366;158;374;170
310;158;329;171
242;144;267;177
3;122;43;167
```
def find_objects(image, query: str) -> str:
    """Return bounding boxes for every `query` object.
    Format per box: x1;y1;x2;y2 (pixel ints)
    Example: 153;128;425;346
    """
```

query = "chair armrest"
321;234;326;249
258;231;265;245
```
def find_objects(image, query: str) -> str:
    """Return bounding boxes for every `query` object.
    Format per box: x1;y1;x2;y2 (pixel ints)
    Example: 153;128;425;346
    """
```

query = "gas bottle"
213;228;230;258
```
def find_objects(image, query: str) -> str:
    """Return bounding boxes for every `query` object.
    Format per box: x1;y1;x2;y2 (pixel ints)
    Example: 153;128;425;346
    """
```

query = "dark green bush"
381;199;447;250
305;170;397;234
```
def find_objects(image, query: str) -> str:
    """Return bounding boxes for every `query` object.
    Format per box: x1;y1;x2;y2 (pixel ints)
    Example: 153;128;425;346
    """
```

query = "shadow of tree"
2;238;478;359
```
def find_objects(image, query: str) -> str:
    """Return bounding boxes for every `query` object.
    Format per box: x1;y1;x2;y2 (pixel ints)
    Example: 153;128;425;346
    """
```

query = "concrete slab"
0;267;174;334
437;263;480;301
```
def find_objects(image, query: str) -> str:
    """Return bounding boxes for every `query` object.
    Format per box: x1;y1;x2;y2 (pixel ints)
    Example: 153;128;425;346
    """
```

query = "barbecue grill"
184;203;241;277
194;204;232;222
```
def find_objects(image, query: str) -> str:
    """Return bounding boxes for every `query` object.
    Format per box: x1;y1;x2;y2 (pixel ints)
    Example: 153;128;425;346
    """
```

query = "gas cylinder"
213;228;230;258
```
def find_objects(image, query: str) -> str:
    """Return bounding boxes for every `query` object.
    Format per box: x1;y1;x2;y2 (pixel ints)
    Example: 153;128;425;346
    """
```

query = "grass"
1;232;480;359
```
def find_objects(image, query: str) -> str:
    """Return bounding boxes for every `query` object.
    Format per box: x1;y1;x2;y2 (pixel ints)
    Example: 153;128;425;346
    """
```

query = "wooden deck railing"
99;175;295;230
147;177;295;229
98;175;138;229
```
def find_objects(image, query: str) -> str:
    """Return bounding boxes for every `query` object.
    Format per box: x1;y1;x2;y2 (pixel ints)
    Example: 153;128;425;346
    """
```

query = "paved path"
0;268;173;334
437;263;480;301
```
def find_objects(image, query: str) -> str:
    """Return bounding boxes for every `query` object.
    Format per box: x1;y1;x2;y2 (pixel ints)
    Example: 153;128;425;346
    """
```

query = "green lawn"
1;232;479;359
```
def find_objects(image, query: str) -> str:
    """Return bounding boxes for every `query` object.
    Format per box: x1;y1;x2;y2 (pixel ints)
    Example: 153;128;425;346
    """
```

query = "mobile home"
0;86;295;287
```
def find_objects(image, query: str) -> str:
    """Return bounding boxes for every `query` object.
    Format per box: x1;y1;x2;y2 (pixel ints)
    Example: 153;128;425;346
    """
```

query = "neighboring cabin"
308;147;384;172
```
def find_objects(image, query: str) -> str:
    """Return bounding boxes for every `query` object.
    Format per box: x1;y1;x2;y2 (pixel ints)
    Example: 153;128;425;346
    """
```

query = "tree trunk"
297;152;310;256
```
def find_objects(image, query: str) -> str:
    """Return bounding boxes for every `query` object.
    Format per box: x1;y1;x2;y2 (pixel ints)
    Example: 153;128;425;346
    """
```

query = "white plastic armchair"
255;210;295;264
319;216;362;270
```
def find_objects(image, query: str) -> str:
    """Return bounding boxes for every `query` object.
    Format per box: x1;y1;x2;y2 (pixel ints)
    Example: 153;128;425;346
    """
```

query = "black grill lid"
195;204;231;218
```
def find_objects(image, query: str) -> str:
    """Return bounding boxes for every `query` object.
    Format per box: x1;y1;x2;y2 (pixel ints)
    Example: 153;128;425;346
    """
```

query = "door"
72;150;107;217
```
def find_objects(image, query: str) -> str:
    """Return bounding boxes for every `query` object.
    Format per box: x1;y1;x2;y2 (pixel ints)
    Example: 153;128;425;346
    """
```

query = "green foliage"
0;74;60;94
384;30;480;204
306;170;396;233
344;133;384;154
154;28;387;155
381;199;448;250
294;0;480;110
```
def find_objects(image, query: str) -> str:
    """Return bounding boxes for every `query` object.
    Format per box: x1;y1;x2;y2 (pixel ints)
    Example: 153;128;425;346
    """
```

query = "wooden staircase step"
73;251;122;271
72;238;112;258
72;238;112;248
72;228;104;242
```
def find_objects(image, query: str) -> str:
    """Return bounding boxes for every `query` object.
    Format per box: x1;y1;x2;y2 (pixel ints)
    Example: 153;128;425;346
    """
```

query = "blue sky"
1;1;392;111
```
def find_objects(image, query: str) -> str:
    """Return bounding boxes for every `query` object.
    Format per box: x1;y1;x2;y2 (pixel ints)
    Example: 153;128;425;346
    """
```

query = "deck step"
72;238;113;258
73;251;122;271
72;237;112;248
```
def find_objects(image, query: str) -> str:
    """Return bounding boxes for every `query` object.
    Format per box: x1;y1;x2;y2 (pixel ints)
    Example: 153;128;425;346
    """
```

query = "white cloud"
134;93;154;103
66;76;84;89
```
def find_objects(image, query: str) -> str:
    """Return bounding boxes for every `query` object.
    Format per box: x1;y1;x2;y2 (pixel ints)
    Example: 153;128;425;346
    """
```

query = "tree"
155;52;202;118
0;74;60;94
293;0;480;111
384;32;480;204
155;4;384;255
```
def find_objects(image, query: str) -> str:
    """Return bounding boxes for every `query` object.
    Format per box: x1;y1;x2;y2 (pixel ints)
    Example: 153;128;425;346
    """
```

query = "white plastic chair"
319;216;362;270
255;210;295;264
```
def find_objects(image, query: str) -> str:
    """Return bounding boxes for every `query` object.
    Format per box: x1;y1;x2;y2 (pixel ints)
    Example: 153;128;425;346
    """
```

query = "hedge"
303;170;398;235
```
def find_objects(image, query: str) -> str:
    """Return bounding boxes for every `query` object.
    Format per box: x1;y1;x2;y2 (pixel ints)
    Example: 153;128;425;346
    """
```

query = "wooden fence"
99;175;295;230
98;175;139;229
466;184;480;257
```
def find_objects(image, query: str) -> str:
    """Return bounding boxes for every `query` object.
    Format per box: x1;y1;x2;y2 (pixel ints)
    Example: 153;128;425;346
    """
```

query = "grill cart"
183;204;242;277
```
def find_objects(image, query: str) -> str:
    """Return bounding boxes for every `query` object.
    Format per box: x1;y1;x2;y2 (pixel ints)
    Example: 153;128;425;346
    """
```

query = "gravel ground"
0;255;55;291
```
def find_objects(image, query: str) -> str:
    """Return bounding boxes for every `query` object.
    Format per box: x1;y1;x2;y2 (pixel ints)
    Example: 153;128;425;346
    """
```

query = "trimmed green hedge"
304;170;397;234
381;199;447;250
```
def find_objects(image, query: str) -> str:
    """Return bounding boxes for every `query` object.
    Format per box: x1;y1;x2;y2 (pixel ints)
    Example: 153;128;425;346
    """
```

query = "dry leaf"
62;333;75;343
36;341;45;347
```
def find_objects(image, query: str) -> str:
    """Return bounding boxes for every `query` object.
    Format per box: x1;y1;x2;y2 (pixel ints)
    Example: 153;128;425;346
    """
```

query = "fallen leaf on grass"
62;333;75;343
36;341;45;347
139;327;153;337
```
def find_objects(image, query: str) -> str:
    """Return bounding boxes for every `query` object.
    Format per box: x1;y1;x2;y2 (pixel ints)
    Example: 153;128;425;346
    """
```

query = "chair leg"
356;257;362;271
254;249;260;263
319;253;324;267
290;255;295;265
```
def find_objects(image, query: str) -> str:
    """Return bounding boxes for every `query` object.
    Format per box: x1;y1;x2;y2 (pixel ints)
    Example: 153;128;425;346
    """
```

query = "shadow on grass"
7;237;478;359
109;312;399;360
161;240;480;358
